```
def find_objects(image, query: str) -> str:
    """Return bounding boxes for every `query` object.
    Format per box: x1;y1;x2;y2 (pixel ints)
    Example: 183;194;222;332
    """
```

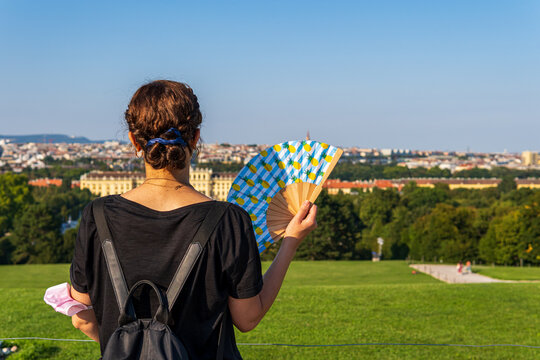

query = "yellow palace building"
80;168;236;201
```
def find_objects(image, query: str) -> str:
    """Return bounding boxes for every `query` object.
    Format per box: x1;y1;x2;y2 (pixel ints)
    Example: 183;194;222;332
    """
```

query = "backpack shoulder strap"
166;201;230;311
92;197;131;314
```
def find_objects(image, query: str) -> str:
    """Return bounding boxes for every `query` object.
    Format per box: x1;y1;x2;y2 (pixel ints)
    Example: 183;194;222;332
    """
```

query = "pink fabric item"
44;282;92;316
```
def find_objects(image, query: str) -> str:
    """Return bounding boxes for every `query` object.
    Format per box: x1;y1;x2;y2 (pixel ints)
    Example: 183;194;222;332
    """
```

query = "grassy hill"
472;265;540;281
1;261;539;359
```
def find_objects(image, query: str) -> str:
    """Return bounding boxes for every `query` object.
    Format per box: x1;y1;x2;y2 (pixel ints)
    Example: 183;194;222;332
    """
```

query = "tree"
498;176;517;194
501;188;534;205
453;168;491;178
382;166;410;179
0;173;33;236
58;227;79;263
381;206;412;259
32;186;94;222
408;204;478;263
516;193;540;264
478;223;498;264
359;217;384;259
9;203;63;264
494;211;524;265
0;236;14;264
450;188;499;208
295;191;362;260
425;166;451;178
479;210;524;265
359;188;400;227
401;181;450;216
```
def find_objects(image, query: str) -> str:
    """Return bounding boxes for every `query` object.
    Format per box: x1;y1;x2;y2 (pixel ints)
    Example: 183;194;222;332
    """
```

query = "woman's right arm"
228;200;317;332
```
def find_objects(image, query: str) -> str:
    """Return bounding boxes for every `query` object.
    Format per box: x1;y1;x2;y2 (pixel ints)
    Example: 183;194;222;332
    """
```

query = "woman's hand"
282;200;318;250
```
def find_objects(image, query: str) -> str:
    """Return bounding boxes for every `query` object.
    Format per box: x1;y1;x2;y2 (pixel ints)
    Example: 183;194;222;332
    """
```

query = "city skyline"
1;1;539;153
3;138;538;174
0;132;540;154
0;133;537;154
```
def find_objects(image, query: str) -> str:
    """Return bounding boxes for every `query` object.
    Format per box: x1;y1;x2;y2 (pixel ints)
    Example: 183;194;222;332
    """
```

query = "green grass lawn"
1;261;539;359
472;265;540;281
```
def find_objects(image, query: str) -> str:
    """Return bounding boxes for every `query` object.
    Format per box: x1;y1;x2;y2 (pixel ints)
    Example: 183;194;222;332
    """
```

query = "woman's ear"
128;131;142;152
191;129;200;150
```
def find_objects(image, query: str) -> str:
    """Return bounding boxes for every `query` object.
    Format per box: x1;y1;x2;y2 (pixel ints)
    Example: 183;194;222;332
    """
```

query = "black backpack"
93;198;230;360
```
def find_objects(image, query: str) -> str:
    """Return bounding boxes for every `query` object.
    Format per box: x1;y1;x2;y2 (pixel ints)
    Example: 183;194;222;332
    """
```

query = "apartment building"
324;178;540;194
522;151;539;166
80;168;236;201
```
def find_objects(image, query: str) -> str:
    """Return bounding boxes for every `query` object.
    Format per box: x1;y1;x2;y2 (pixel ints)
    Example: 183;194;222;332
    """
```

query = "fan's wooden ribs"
266;182;318;239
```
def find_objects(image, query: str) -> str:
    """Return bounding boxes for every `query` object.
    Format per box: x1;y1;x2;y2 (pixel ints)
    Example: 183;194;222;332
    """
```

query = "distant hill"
0;134;107;144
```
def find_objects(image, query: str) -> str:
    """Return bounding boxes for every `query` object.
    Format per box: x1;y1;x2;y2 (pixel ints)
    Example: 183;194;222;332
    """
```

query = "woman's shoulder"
217;201;251;222
80;195;117;216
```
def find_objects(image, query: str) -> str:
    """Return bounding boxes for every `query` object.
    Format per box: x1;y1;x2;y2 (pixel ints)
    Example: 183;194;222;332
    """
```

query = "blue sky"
0;0;538;152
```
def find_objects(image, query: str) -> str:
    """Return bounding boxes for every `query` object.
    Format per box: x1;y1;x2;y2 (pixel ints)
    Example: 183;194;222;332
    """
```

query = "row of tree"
330;162;540;181
262;180;540;265
1;170;539;265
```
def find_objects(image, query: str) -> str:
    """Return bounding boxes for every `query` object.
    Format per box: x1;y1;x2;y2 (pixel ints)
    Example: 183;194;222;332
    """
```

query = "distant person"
456;261;463;275
465;261;472;275
68;80;318;358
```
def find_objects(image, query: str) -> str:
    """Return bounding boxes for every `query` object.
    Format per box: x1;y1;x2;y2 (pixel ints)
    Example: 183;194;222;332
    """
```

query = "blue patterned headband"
146;128;187;148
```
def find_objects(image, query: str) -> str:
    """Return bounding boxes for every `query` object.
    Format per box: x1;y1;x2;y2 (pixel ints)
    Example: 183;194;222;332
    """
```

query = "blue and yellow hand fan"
227;140;343;253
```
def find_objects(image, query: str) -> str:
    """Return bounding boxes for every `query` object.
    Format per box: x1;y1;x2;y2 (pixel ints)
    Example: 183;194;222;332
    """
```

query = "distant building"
80;168;236;201
211;171;237;201
324;177;540;194
394;178;502;190
324;178;504;193
522;151;539;166
80;171;145;196
191;168;213;196
516;178;540;189
324;179;396;194
28;178;63;187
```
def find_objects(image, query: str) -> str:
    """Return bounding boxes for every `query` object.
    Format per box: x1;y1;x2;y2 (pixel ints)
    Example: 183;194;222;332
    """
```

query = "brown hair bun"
125;80;202;170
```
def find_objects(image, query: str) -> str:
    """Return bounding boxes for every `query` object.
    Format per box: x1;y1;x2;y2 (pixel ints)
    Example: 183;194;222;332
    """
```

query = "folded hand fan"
227;140;343;253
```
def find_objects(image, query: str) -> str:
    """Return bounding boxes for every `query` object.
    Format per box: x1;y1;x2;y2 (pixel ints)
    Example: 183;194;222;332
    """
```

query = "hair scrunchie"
146;128;187;148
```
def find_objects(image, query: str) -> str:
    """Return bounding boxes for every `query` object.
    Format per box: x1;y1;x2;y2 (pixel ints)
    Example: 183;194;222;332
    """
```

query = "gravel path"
410;264;509;284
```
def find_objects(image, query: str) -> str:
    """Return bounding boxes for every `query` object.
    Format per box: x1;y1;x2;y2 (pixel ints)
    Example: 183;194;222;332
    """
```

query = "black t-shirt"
70;195;263;359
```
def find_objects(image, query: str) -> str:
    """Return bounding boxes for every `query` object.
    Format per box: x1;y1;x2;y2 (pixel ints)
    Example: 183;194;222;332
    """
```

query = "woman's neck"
144;163;190;184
